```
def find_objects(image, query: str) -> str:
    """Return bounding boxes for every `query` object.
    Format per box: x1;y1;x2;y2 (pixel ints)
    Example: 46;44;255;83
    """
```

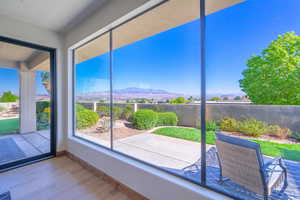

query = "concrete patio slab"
0;130;50;165
114;133;211;169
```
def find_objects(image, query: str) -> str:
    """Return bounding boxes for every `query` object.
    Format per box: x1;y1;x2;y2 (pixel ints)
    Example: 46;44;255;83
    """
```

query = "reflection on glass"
74;33;111;148
205;0;300;199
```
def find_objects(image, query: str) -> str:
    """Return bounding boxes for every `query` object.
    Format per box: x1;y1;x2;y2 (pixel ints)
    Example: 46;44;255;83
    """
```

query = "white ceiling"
0;0;108;33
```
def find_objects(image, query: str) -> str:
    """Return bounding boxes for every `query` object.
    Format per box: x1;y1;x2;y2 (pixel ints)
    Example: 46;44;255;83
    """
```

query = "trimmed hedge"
76;109;99;129
132;109;158;130
156;112;178;126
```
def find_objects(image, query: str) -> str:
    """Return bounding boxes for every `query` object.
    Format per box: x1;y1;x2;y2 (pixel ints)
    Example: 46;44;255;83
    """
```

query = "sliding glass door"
0;36;56;170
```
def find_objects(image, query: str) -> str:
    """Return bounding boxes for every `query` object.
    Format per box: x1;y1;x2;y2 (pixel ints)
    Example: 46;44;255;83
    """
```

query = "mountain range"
77;87;193;100
77;87;244;100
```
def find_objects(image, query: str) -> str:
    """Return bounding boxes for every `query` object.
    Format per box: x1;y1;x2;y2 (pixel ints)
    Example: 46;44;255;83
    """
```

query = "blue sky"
1;0;300;96
0;68;48;95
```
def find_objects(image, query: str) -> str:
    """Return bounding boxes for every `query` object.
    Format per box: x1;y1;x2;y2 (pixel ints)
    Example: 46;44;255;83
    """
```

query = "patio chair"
215;133;288;200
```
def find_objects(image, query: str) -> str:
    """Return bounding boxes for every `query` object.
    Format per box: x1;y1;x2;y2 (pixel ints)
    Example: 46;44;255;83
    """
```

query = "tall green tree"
0;91;19;102
239;32;300;105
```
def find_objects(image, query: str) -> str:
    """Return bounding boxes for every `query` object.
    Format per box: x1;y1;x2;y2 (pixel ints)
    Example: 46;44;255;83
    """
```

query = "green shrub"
156;112;178;126
133;109;158;130
219;117;239;132
206;120;219;132
97;105;110;117
0;106;7;112
267;125;292;139
121;105;134;121
36;101;50;114
238;118;268;137
76;104;86;112
76;110;99;129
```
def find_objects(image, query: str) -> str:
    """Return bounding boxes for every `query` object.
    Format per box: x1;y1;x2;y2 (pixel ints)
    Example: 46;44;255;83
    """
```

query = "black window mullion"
109;30;114;150
200;0;207;185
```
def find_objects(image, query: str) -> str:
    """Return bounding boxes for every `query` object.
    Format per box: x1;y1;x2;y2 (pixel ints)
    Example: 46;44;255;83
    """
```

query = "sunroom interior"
1;0;299;200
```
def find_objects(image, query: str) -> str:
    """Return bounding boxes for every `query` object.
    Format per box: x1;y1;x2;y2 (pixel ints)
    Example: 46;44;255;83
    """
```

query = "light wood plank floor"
0;156;131;200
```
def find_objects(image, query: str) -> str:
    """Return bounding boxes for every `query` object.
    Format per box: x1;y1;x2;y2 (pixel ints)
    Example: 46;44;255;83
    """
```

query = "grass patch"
154;127;216;144
153;127;300;162
0;118;19;135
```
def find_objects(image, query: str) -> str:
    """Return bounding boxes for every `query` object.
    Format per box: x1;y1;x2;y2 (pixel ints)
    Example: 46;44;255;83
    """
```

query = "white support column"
93;102;97;112
134;103;138;112
19;69;36;134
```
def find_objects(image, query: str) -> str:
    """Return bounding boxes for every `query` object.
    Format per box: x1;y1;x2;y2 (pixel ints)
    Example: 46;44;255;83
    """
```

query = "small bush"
0;106;7;112
267;125;292;139
76;110;99;129
156;112;178;126
36;101;50;114
133;109;158;130
219;117;239;132
206;120;219;132
97;105;109;117
121;105;134;121
76;104;86;112
238;118;268;137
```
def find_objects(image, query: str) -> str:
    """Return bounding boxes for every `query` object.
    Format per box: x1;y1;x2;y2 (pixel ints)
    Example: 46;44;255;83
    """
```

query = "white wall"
0;15;66;151
64;0;232;199
69;138;231;200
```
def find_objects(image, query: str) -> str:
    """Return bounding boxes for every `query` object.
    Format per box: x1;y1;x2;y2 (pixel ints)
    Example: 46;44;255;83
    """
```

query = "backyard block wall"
77;102;300;133
206;104;300;133
0;102;18;110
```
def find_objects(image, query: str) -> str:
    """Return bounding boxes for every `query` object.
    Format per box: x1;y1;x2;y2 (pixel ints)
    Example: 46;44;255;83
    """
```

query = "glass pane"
112;0;202;183
0;41;52;165
206;0;300;199
74;33;111;148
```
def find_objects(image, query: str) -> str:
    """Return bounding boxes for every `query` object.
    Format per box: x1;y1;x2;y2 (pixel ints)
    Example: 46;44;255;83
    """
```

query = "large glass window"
112;0;201;182
205;0;300;199
73;0;300;199
74;33;111;148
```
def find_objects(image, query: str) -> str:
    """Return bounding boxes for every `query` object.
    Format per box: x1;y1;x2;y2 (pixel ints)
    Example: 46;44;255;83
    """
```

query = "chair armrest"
263;157;282;169
263;157;286;184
